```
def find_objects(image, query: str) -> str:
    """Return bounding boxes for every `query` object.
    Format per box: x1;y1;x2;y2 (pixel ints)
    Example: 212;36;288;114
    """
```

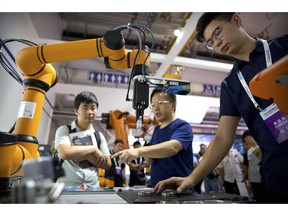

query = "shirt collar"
70;120;79;131
235;38;265;67
71;120;94;132
253;38;266;53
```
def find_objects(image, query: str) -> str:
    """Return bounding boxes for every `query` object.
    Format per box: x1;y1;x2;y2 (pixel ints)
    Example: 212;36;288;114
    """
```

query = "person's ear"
172;102;176;112
232;14;242;28
74;108;78;115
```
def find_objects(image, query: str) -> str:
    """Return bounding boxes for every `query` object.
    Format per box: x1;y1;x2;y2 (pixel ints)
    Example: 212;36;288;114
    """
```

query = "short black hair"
150;88;176;103
114;139;124;145
196;13;235;42
74;91;99;109
242;130;252;140
133;140;141;147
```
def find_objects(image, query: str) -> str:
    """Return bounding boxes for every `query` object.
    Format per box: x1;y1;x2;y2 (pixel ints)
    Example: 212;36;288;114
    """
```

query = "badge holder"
260;103;288;143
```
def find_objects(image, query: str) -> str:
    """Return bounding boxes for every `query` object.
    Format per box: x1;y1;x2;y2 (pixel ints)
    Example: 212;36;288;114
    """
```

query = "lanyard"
111;150;119;166
137;157;143;165
113;157;118;166
237;39;272;112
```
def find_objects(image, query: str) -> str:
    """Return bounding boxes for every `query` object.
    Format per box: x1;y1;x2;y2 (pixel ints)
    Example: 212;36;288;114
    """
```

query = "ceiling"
60;12;188;55
57;12;288;62
45;12;288;90
28;12;288;138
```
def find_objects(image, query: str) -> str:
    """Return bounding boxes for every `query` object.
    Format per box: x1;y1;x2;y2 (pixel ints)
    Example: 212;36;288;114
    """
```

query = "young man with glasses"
153;13;288;203
112;88;194;187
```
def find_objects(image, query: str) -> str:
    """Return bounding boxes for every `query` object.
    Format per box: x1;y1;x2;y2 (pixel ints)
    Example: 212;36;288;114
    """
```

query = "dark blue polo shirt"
220;34;288;198
150;118;194;187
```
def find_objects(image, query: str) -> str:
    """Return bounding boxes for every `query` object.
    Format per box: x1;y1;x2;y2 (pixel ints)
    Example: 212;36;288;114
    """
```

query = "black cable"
8;122;16;133
129;26;146;43
0;39;38;132
125;48;141;102
125;26;142;102
0;53;22;84
0;38;37;86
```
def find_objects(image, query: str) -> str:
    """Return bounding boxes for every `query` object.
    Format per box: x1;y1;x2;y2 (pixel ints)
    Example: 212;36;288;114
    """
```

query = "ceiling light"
174;28;182;37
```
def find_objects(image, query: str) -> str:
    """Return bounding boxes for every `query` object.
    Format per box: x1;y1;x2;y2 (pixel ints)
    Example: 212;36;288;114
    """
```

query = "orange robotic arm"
249;55;288;115
0;27;151;190
108;110;158;150
16;30;150;74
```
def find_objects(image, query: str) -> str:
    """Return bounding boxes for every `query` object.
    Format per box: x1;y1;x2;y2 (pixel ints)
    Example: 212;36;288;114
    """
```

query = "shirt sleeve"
54;125;71;151
217;160;224;169
170;121;193;151
219;79;241;117
238;152;244;163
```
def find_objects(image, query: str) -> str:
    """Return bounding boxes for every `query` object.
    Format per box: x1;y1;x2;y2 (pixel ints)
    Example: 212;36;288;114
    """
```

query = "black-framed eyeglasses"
205;26;224;50
149;100;172;109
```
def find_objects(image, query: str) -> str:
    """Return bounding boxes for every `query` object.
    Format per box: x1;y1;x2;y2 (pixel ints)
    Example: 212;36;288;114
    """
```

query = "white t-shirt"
247;146;261;183
217;149;244;183
54;120;110;188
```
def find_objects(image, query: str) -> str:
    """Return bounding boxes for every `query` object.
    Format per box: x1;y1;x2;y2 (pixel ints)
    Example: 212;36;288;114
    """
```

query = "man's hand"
95;155;111;170
153;176;194;194
85;148;111;169
111;149;139;164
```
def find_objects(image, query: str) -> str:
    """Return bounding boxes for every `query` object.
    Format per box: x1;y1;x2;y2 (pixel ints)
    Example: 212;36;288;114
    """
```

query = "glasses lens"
150;100;171;109
205;26;223;50
205;43;213;50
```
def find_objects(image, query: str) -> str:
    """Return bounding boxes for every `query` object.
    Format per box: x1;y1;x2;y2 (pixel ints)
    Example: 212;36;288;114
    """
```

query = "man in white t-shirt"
242;130;264;202
54;91;111;188
216;148;244;195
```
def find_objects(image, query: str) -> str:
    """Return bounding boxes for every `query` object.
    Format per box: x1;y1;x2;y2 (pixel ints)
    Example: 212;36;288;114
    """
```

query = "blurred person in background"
242;130;264;203
128;140;149;187
104;139;126;188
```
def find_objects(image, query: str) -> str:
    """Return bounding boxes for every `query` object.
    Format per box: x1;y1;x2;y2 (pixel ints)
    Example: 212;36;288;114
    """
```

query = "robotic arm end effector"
133;80;150;130
132;75;191;130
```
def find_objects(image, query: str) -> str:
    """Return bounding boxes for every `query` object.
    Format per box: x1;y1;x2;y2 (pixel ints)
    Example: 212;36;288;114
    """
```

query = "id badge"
115;166;122;175
260;103;288;143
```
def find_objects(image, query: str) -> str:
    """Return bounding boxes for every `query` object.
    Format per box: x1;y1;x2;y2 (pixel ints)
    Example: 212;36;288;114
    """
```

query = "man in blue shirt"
154;13;288;203
112;88;194;187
